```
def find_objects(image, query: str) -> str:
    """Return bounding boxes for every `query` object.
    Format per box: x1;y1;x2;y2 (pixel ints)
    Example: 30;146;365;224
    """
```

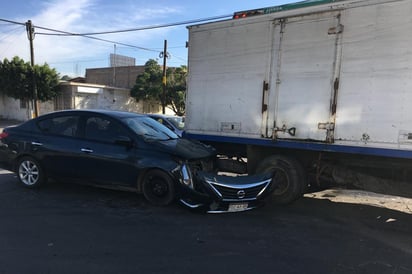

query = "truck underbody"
199;137;412;200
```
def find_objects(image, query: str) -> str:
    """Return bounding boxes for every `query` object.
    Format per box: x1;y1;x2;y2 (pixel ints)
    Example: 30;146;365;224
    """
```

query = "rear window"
37;115;79;137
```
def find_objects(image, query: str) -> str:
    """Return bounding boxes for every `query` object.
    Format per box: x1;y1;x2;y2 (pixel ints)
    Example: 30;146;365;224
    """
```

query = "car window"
85;116;127;143
166;117;185;130
155;118;173;131
123;116;178;141
37;115;79;137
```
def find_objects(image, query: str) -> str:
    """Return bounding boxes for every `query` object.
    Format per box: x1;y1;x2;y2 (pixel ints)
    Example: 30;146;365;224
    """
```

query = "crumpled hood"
150;138;216;160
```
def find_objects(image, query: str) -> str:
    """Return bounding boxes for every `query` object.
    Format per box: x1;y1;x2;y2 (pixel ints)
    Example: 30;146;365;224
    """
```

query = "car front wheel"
142;169;175;206
17;157;45;188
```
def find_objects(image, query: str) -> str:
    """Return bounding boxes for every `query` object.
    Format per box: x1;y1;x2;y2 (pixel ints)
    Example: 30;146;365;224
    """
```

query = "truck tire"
255;155;306;204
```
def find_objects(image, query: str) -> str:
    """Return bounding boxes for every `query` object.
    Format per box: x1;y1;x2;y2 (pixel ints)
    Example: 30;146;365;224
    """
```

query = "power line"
34;14;232;36
0;18;161;53
0;25;24;40
0;14;231;59
0;18;25;26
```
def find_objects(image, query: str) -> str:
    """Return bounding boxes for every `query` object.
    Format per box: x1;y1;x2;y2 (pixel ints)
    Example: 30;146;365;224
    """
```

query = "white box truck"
184;0;412;203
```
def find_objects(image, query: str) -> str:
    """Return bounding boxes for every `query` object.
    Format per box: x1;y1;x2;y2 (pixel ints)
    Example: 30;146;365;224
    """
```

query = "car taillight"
0;131;9;140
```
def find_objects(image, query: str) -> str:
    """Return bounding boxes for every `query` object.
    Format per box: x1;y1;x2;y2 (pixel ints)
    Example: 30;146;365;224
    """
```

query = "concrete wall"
86;66;145;89
1;80;168;121
0;94;55;122
57;82;152;113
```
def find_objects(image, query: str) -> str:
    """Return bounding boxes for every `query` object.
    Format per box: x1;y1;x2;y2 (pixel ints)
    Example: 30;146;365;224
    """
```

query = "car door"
75;114;139;187
36;114;83;179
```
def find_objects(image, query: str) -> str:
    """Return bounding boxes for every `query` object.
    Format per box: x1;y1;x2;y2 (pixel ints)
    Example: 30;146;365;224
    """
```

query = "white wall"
0;85;166;121
0;94;55;121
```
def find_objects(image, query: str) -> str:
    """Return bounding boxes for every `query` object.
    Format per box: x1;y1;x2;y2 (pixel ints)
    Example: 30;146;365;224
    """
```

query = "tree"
0;56;59;102
130;59;187;116
61;75;72;81
166;66;187;116
34;62;60;101
130;59;163;103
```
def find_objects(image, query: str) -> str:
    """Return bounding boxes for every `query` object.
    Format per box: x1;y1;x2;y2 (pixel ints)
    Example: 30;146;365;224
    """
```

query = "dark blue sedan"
0;110;274;212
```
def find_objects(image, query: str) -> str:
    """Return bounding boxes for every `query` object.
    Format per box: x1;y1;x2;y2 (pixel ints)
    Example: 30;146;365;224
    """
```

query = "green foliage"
0;56;59;102
61;75;72;81
130;59;163;101
34;62;60;101
0;57;31;99
166;66;187;116
130;59;187;115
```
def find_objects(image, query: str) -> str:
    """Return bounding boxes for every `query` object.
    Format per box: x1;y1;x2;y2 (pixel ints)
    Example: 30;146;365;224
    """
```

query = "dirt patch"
306;188;412;214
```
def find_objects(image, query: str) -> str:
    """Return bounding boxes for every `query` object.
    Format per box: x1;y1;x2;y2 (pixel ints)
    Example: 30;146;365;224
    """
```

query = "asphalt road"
0;168;411;274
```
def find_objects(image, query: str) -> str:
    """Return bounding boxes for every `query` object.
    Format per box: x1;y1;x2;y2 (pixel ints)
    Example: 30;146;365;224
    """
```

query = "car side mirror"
115;136;134;147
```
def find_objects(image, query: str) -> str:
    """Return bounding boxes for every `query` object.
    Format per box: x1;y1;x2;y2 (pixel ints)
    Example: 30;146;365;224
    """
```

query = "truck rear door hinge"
328;24;344;35
318;122;335;130
262;81;269;113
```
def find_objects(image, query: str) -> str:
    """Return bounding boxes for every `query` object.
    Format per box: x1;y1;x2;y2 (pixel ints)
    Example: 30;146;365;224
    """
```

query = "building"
85;66;144;89
0;65;167;121
57;81;161;114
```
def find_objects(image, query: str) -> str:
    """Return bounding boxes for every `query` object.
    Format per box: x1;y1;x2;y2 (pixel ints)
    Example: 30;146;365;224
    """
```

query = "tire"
256;155;306;204
142;169;175;206
17;156;45;188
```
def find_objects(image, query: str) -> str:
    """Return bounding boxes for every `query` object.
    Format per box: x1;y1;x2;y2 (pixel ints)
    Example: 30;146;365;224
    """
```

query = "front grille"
208;180;271;202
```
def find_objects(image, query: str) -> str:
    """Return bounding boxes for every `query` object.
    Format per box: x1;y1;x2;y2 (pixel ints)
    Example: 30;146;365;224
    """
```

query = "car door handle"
31;141;43;146
81;148;93;153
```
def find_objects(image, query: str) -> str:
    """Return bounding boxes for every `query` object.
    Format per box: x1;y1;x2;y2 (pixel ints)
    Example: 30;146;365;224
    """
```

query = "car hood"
151;138;216;160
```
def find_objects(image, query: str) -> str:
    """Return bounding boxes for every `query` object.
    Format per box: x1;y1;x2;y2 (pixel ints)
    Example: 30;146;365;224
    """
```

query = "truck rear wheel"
256;155;306;204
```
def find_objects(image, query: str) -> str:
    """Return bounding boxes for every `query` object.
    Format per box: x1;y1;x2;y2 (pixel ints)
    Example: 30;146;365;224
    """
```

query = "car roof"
148;114;184;118
38;109;145;120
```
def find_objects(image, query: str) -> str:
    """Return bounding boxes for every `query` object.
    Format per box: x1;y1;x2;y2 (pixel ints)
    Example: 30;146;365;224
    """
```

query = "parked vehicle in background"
184;0;412;204
0;110;275;212
148;114;185;137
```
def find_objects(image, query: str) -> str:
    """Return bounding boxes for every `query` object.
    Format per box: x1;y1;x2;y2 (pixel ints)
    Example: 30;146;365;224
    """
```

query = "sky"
0;0;296;77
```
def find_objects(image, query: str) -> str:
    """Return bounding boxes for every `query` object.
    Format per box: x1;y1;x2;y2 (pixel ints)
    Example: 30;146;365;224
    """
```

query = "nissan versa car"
0;109;274;212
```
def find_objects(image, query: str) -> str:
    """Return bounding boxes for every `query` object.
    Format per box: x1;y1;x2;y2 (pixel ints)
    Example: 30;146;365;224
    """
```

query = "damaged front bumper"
179;172;274;213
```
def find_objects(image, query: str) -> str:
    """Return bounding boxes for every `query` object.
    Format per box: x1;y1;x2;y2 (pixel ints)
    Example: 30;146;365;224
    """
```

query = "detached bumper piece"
181;172;274;213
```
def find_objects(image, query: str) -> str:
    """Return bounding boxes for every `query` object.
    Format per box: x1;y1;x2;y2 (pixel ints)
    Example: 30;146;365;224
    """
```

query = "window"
37;116;79;137
85;116;126;143
124;116;178;141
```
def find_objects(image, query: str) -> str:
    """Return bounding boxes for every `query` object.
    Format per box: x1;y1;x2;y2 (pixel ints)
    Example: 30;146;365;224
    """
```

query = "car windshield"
123;116;179;141
166;116;185;130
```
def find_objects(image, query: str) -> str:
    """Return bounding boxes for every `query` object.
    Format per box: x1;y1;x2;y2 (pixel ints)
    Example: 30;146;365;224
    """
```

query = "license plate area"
228;202;249;212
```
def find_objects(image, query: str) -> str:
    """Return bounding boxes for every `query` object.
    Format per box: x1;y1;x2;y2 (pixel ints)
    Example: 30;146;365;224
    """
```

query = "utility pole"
113;44;116;86
26;20;39;118
161;40;168;114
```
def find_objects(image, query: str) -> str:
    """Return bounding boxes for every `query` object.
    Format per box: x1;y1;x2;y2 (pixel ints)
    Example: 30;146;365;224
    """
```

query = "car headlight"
180;164;194;189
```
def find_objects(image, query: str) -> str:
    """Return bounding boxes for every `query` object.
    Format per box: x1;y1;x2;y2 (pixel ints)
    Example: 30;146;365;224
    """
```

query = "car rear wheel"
142;169;175;206
17;156;45;188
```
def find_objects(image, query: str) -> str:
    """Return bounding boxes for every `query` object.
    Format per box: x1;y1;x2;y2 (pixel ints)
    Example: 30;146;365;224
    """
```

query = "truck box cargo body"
185;0;412;202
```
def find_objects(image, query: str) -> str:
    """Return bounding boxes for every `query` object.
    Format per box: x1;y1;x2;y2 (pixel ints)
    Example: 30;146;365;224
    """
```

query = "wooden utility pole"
26;20;39;118
161;40;167;114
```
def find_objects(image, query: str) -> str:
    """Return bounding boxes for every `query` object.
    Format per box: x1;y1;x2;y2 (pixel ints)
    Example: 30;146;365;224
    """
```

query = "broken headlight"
180;163;194;189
